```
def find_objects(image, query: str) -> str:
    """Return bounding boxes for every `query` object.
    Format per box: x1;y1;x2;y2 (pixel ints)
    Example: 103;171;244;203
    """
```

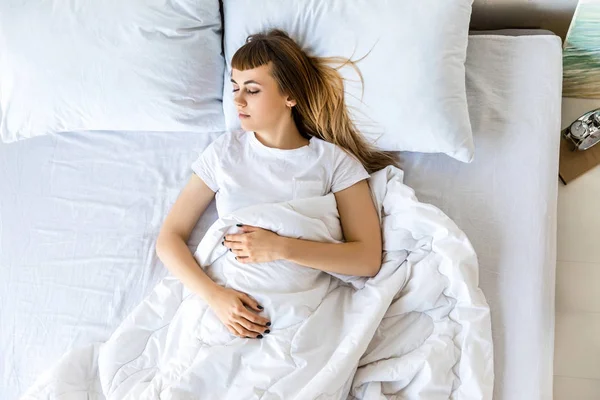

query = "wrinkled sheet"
22;166;493;399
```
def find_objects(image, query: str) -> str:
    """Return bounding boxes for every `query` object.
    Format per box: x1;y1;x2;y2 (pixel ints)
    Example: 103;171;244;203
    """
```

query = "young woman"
156;29;398;341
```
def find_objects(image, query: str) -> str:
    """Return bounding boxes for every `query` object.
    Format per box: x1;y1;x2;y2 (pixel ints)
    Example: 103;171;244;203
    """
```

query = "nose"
233;91;246;108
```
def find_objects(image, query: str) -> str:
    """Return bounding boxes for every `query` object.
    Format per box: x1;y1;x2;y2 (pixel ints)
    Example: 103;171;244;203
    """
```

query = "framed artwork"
563;0;600;98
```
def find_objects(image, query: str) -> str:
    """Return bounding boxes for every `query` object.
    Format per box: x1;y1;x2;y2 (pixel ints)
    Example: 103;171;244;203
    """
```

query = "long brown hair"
231;28;399;174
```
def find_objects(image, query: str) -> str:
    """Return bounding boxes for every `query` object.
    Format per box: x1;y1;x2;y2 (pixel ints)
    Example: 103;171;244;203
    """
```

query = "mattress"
0;31;562;400
399;32;562;399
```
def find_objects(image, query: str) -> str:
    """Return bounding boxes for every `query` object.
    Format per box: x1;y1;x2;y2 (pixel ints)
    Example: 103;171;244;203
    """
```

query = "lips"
238;112;250;119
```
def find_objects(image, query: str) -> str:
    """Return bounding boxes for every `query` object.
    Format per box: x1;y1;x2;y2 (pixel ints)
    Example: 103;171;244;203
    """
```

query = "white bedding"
20;166;493;399
0;32;562;400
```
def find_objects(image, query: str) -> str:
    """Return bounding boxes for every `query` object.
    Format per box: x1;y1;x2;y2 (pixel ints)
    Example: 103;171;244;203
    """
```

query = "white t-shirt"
191;130;371;217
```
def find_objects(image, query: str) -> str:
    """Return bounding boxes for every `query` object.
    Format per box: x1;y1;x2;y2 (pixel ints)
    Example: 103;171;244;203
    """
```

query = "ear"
285;96;296;108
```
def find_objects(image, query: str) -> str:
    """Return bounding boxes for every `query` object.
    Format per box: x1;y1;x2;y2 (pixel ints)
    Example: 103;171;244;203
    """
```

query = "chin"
239;119;257;131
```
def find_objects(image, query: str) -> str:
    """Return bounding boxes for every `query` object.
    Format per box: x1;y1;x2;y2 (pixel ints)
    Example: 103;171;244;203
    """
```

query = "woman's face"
231;62;295;132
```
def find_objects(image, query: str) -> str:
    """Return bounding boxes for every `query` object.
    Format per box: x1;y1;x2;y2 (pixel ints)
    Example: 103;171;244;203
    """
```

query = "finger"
231;249;249;258
238;225;258;233
227;324;244;338
233;321;261;339
228;226;257;238
239;293;262;313
240;307;271;327
225;240;244;250
224;234;243;243
237;317;270;335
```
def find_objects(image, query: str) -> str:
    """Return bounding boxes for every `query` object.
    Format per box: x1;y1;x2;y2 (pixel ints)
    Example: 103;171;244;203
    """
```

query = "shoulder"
212;129;241;146
204;129;246;153
310;137;348;159
329;141;364;167
310;137;367;171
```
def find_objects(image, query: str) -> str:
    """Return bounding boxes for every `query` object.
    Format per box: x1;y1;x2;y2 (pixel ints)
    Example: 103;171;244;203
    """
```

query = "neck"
254;119;309;150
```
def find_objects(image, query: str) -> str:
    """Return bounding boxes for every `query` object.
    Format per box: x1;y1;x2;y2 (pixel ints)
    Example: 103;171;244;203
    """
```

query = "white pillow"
221;0;475;163
0;0;225;143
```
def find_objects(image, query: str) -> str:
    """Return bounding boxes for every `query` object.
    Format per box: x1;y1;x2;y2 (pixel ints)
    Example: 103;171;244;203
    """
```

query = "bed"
0;30;562;399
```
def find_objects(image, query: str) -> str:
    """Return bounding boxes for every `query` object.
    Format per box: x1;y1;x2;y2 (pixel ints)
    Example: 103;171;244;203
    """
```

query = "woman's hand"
223;225;286;264
207;285;271;339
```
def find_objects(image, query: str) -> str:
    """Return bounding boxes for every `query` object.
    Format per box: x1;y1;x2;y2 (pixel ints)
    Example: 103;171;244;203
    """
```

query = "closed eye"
232;89;260;95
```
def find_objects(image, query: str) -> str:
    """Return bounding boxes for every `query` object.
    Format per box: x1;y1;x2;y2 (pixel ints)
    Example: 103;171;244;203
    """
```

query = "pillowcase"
221;0;475;163
0;0;225;143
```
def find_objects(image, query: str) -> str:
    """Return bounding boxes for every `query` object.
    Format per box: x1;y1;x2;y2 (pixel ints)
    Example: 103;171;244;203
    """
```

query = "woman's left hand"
223;225;286;264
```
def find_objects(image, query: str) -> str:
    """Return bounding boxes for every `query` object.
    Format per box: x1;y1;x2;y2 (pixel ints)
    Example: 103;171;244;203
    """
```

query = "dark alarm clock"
562;108;600;151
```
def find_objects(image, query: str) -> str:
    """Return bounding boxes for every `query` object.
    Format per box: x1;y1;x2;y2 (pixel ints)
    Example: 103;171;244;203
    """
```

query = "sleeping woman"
156;28;399;340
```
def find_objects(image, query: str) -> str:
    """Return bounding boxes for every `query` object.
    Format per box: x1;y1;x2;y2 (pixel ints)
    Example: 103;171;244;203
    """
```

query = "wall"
471;0;580;40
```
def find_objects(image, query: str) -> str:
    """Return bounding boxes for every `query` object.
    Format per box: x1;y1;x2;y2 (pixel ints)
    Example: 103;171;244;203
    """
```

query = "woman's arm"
156;174;221;302
279;180;382;277
224;180;382;277
281;240;379;277
157;174;271;338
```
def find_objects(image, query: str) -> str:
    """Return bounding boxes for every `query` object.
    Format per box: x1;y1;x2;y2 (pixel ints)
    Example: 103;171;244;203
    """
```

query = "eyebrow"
230;78;261;85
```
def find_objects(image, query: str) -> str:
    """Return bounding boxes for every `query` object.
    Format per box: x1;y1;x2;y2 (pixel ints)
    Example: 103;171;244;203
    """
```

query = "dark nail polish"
258;305;263;310
236;223;243;227
266;322;271;326
229;249;232;252
246;336;251;338
257;335;263;339
265;330;270;334
222;241;224;245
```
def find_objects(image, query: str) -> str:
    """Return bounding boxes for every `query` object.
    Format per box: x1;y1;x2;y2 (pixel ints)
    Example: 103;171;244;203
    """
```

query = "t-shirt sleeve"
190;135;224;192
331;147;371;193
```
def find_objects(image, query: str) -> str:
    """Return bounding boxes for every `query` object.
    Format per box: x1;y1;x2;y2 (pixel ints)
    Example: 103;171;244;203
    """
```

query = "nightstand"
554;98;600;398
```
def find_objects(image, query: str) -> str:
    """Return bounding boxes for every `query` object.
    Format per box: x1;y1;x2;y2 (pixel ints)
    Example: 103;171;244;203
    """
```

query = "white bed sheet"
0;32;562;400
399;32;562;399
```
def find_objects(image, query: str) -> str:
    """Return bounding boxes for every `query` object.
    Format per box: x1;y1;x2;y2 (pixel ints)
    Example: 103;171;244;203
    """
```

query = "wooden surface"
559;132;600;184
471;0;578;41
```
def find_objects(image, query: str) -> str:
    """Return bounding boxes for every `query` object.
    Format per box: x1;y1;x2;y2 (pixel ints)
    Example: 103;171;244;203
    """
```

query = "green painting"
563;0;600;98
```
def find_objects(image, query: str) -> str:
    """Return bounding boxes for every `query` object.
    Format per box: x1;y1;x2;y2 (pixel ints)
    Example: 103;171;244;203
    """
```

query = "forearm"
155;233;220;302
280;237;380;277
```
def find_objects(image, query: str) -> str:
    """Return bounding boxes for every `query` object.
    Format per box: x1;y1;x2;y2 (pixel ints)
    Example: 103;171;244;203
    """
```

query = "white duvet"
22;166;494;399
